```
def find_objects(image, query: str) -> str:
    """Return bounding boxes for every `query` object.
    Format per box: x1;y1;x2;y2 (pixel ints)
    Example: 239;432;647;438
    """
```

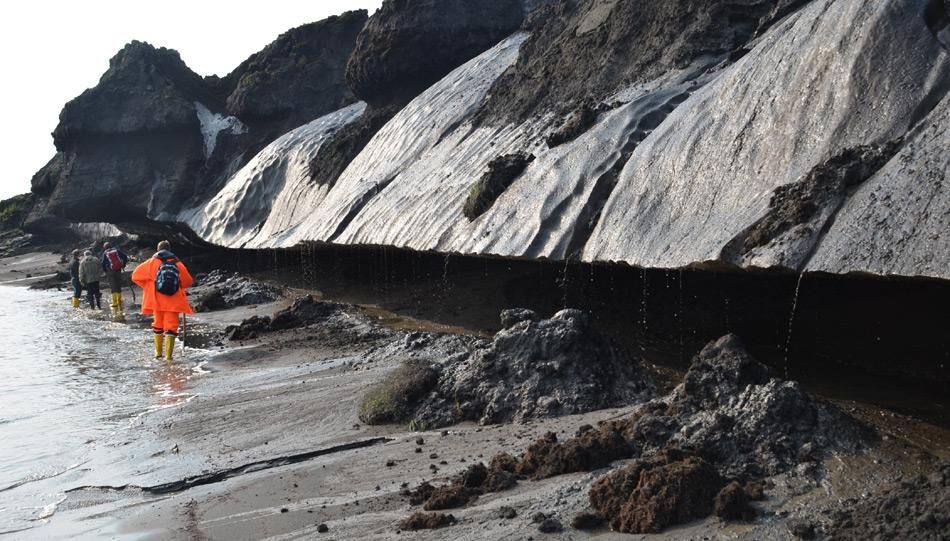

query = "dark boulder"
345;0;524;107
223;11;367;129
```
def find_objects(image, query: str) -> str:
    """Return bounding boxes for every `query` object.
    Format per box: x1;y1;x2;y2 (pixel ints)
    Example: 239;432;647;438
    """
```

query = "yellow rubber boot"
110;292;120;313
164;335;176;362
72;297;80;308
154;335;164;359
117;293;124;313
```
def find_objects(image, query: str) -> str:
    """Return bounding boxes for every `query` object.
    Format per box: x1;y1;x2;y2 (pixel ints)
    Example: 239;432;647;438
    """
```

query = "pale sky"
0;1;383;200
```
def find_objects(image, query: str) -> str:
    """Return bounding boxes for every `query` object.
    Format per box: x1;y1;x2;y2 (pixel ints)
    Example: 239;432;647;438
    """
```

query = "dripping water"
783;272;806;379
560;257;571;309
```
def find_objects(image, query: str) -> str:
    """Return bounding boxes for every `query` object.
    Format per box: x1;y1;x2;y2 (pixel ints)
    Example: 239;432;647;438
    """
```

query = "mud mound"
590;448;724;533
823;464;950;541
191;271;281;312
225;295;349;340
664;334;875;478
489;334;873;533
398;512;456;530
476;0;807;125
410;308;655;427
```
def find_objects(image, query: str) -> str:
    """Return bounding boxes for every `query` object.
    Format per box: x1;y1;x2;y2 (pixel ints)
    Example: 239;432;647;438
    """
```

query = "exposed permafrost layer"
187;0;949;280
584;0;949;273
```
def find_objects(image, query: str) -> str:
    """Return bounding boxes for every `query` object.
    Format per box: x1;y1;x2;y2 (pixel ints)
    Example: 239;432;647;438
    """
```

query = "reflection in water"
0;286;204;535
153;364;193;408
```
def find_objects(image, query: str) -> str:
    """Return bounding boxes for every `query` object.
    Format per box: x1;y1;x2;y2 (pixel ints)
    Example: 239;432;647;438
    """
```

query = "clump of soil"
722;141;903;266
823;463;950;540
358;358;439;425
307;104;401;187
486;334;873;533
571;511;606;530
545;102;606;148
590;448;724;534
423;484;476;511
713;480;763;520
410;308;655;427
398;512;456;531
225;295;347;340
191;270;281;312
407;457;524;512
462;153;535;221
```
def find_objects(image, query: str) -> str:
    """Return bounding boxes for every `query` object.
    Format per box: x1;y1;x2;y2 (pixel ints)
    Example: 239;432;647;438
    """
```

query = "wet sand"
5;255;949;540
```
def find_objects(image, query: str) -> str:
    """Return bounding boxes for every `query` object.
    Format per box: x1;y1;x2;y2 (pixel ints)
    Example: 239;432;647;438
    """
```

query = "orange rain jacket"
131;250;195;315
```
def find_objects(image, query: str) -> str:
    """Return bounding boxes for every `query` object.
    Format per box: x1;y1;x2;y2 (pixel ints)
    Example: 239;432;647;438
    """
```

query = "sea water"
0;286;202;536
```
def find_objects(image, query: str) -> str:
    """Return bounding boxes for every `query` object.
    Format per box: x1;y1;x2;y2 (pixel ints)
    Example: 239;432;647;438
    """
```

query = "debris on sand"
822;463;950;541
486;334;874;533
191;270;281;312
358;358;439;425
411;308;655;427
407;458;524;512
398;511;456;531
570;510;606;530
225;295;348;340
537;517;563;533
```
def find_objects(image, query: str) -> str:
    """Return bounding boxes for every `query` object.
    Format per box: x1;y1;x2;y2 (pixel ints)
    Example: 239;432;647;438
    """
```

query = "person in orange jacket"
131;240;194;361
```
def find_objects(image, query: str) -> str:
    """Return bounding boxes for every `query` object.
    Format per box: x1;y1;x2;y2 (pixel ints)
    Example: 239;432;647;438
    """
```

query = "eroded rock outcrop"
33;11;367;232
345;0;523;107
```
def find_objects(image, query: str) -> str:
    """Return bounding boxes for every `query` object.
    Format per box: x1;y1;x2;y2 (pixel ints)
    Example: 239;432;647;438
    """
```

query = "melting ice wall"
185;0;950;280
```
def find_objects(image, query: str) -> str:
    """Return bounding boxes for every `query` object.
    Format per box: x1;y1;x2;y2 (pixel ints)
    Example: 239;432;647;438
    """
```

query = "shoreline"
3;249;949;540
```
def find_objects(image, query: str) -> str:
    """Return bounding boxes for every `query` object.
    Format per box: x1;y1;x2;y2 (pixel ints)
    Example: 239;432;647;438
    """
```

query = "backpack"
105;249;124;272
155;257;181;295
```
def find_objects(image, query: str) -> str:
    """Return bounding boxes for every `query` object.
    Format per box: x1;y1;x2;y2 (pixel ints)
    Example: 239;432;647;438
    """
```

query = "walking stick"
181;314;187;359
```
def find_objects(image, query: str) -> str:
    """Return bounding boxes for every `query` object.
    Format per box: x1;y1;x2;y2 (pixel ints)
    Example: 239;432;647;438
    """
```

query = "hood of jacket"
154;250;177;261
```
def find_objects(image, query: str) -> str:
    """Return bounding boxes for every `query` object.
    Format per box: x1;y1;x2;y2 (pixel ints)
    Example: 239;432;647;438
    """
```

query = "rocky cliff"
29;0;950;280
31;10;367;233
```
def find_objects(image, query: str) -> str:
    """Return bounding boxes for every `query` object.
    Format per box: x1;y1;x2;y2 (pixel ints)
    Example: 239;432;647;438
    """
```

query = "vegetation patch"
358;358;439;425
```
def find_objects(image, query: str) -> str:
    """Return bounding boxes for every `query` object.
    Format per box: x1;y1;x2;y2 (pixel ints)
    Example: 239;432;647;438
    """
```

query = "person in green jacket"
78;250;104;310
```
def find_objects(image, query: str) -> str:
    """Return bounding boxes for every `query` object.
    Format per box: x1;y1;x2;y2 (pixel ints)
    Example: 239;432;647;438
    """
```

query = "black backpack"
155;257;181;295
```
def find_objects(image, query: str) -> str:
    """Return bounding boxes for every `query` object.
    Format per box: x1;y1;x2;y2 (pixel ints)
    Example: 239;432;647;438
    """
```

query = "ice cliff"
29;0;950;280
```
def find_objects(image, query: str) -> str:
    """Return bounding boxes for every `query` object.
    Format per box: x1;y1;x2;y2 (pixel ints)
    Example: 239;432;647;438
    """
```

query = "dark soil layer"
722;141;903;264
822;463;950;541
475;0;808;125
199;243;950;423
462;153;535;221
307;105;401;187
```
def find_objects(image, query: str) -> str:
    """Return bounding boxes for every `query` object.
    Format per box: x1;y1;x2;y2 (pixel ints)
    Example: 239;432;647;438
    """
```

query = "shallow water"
0;286;205;536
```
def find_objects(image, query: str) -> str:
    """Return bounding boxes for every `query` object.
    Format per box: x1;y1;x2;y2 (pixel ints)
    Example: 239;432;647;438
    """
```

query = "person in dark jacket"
101;242;129;315
68;249;83;308
79;250;104;310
